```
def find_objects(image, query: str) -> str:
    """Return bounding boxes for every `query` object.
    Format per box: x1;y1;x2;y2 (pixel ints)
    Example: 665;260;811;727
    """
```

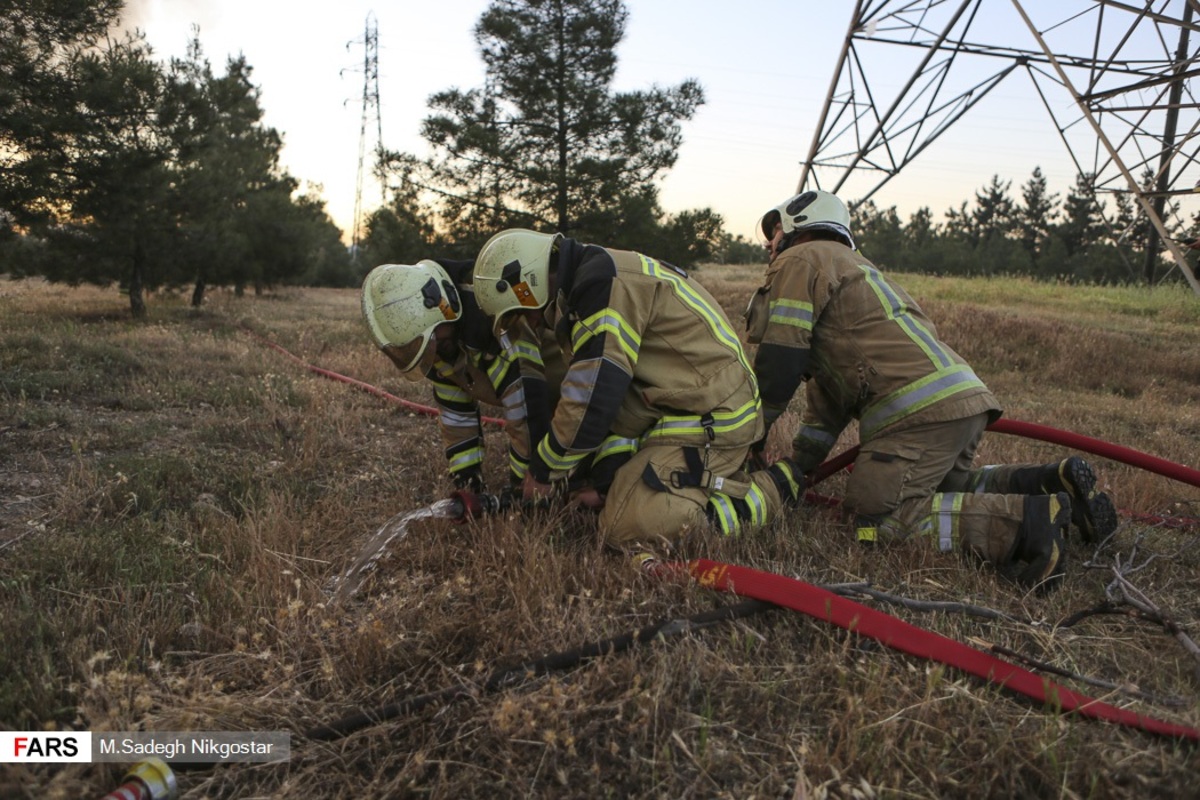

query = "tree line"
354;0;726;274
1;1;349;317
845;170;1198;285
5;1;1196;320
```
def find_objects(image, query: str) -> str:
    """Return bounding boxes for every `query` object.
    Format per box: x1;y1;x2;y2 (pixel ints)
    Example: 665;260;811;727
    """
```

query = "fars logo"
0;732;92;762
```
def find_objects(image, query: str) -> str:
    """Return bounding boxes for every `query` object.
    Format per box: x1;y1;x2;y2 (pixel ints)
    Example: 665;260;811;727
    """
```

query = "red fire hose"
243;327;506;426
990;417;1200;488
644;558;1200;742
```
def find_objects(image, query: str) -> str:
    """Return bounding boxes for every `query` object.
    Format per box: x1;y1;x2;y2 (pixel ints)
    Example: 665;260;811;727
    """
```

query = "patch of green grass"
0;515;212;726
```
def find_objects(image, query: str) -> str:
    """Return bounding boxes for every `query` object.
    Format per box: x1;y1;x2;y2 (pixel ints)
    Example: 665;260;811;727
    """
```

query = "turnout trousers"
600;442;785;549
845;411;1027;565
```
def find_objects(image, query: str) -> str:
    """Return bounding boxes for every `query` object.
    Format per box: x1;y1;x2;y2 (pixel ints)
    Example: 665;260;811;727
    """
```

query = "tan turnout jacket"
746;239;1000;473
528;239;763;483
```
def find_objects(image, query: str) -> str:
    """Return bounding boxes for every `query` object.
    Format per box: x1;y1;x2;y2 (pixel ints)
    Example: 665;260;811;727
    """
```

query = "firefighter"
361;259;560;493
471;229;799;551
746;190;1118;592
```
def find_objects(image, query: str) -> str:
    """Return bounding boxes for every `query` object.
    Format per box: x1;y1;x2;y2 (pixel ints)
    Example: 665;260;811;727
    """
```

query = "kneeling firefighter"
361;259;561;492
472;229;800;551
746;189;1118;592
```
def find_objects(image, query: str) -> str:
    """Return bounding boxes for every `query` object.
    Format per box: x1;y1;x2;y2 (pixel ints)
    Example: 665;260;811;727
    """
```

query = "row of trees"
1;1;348;316
4;1;1195;318
850;169;1198;284
347;0;1198;285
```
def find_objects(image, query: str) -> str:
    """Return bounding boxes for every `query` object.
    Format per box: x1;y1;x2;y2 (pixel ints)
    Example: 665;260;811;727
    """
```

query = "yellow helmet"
360;260;462;374
472;228;562;334
758;190;855;250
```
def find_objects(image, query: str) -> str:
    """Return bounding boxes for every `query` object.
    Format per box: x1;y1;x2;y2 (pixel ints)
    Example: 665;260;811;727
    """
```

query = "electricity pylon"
800;1;1200;290
350;13;383;265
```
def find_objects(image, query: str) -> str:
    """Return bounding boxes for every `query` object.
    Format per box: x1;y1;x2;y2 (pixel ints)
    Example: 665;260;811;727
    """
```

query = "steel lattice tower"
799;0;1200;290
351;13;383;264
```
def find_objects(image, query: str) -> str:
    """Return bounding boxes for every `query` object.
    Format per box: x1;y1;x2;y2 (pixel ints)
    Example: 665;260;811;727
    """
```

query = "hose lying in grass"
251;331;1200;743
643;557;1200;743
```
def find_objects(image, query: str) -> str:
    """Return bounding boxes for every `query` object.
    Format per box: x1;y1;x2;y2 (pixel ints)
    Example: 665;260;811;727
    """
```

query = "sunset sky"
121;1;1130;244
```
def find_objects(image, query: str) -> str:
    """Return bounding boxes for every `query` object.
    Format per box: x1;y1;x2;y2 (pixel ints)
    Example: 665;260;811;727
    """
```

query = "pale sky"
120;1;1115;243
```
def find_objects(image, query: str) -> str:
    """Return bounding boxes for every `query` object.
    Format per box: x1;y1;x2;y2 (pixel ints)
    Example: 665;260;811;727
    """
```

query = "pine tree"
162;39;298;304
1056;173;1102;257
971;175;1016;246
419;0;703;243
49;33;176;318
0;0;124;231
1017;166;1058;267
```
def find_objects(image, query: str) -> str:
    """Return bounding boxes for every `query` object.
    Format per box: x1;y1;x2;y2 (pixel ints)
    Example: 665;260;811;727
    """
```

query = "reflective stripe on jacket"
751;239;1000;472
530;240;763;481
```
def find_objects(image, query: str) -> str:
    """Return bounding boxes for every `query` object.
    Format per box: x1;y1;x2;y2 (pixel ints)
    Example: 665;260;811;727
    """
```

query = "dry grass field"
1;267;1199;799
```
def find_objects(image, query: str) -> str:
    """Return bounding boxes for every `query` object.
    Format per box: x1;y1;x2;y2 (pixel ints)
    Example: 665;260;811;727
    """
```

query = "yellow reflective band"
857;526;877;543
860;364;985;439
774;461;801;501
642;398;760;440
434;383;472;404
860;264;955;369
929;492;964;552
767;297;814;331
536;436;587;473
572;308;641;362
484;352;512;387
508;451;528;479
449;449;484;472
595;435;638;461
510;339;543;364
745;484;766;527
638;255;756;378
708;493;739;536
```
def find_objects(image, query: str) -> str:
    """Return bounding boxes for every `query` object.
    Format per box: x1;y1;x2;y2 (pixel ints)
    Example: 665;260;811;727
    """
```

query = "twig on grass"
984;641;1188;708
826;583;1027;624
824;580;1191;707
0;526;37;552
1110;570;1200;685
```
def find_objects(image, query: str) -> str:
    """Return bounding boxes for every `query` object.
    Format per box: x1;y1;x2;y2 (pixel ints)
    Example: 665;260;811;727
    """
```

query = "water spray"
329;489;514;604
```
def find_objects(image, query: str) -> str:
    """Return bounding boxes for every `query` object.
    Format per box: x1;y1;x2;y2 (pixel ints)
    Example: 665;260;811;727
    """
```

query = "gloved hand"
746;438;769;472
789;447;824;479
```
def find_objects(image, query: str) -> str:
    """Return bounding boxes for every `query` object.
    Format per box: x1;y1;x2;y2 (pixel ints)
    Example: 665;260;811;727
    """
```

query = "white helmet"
759;190;855;250
472;228;562;334
361;260;462;374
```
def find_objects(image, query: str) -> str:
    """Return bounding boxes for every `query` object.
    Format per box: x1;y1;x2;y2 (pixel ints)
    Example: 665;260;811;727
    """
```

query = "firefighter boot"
1005;457;1117;544
1011;492;1071;593
1052;457;1117;544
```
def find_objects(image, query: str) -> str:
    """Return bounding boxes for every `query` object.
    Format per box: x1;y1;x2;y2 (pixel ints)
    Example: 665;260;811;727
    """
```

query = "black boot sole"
1058;457;1118;543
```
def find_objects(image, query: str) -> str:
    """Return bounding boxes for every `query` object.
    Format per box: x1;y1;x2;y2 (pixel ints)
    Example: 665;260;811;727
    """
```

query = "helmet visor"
495;308;524;337
381;331;433;374
758;210;781;246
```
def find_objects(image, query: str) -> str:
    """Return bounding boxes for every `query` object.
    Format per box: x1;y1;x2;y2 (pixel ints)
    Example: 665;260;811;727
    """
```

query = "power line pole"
799;0;1200;292
350;13;383;266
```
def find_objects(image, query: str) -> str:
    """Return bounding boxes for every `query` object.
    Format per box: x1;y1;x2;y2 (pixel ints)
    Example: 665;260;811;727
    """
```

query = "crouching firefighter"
472;229;799;550
746;190;1118;593
361;259;562;493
